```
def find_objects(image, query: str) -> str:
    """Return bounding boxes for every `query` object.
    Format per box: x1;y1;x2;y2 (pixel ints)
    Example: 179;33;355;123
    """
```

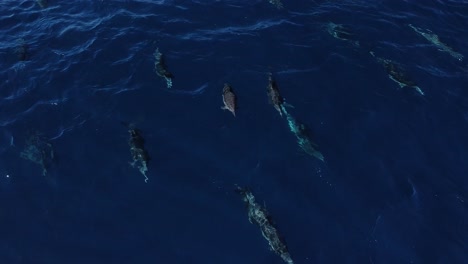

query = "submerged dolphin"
236;186;294;264
126;126;150;183
154;48;173;89
281;105;324;161
267;73;285;117
326;22;360;47
15;39;29;61
267;0;283;9
20;132;55;176
409;24;463;61
370;51;424;95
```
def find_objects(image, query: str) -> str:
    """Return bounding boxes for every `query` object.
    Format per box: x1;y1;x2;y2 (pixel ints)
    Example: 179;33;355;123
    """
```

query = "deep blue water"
1;0;468;263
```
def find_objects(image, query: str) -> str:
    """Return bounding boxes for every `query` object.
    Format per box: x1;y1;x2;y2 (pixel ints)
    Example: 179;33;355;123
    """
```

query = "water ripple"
0;2;467;262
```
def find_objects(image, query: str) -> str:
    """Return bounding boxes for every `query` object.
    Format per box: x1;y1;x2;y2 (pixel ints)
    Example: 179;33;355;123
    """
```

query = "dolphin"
409;24;463;61
154;48;173;89
267;73;285;117
235;186;294;264
221;83;237;117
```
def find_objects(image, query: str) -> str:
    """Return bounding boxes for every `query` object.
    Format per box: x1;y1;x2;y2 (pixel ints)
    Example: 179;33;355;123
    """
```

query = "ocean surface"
1;0;467;263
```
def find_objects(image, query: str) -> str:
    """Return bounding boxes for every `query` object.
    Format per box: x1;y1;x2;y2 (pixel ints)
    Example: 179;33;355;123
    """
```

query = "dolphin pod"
327;22;426;96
